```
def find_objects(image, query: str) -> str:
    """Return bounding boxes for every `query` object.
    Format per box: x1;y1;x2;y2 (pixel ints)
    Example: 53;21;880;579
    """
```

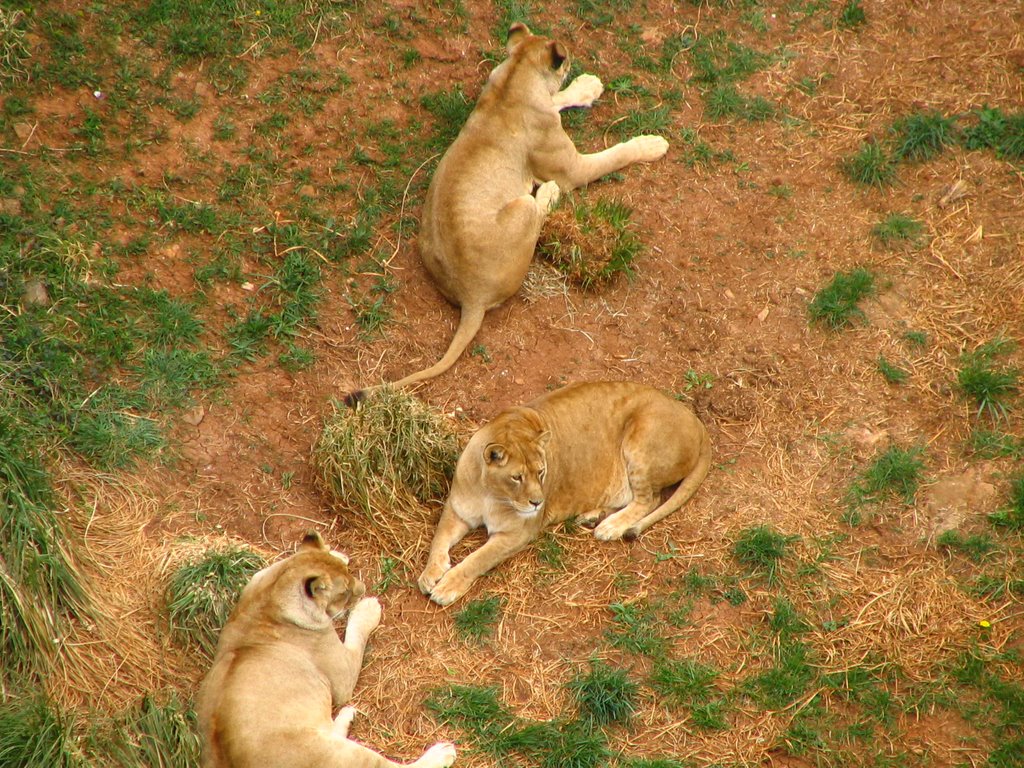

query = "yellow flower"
979;620;991;629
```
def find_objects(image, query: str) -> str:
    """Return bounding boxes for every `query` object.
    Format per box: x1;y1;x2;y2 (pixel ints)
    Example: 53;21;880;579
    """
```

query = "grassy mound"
313;388;461;525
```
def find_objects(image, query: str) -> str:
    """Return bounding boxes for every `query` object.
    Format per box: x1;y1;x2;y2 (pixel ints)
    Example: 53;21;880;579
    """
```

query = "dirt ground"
30;0;1024;765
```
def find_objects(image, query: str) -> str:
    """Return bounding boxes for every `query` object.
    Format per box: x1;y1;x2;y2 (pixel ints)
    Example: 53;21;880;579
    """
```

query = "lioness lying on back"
196;532;456;768
349;25;668;400
418;382;711;605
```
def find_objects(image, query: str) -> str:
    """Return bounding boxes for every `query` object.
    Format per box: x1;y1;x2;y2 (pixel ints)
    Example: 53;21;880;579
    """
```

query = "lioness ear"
538;430;552;448
548;41;567;71
304;575;328;603
506;22;530;52
484;443;508;466
300;530;326;552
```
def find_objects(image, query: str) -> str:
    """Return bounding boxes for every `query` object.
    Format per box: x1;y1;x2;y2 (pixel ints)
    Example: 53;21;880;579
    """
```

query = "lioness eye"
512;474;523;483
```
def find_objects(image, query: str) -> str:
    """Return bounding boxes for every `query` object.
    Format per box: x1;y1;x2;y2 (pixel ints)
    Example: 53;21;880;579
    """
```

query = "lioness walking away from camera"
196;532;456;768
418;382;711;605
348;24;669;400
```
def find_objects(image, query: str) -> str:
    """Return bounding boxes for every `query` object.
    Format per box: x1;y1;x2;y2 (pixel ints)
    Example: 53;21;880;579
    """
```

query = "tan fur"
418;382;711;605
196;532;456;768
367;25;668;394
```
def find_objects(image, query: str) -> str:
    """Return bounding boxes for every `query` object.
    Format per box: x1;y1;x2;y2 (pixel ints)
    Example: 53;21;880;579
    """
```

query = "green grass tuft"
807;267;876;330
871;213;925;247
837;0;867;29
454;596;503;643
165;546;265;656
100;693;200;768
936;530;997;562
606;600;668;656
313;388;460;519
841;141;896;187
988;472;1024;531
876;355;908;384
732;525;797;584
424;684;513;738
0;695;83;768
956;338;1020;421
567;659;638;725
890;110;958;163
847;444;925;512
650;657;728;730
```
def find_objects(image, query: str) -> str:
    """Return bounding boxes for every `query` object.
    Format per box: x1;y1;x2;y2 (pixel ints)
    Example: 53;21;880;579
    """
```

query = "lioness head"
480;409;549;518
504;23;570;94
239;531;365;632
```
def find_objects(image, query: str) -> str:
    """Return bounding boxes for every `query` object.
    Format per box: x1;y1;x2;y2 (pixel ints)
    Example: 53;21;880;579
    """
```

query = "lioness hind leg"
333;706;357;738
593;498;660;542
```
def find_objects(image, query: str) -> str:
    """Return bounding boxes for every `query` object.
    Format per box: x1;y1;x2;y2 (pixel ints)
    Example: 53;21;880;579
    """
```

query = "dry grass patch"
313;388;461;552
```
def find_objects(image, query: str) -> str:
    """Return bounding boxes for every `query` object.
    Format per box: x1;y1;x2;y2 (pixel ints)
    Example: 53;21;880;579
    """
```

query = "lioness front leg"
427;529;534;606
418;507;472;595
561;136;669;189
552;74;603;110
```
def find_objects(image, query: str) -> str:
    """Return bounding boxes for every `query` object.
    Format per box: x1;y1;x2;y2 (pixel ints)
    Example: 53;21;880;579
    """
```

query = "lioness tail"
342;304;487;405
623;423;712;541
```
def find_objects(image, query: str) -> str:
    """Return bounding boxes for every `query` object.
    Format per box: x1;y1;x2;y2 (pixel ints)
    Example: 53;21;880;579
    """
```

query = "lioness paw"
348;597;382;633
593;516;628;541
333;706;356;737
559;74;603;108
417;742;457;768
535;180;561;214
417;563;449;595
427;572;468;606
628;135;669;162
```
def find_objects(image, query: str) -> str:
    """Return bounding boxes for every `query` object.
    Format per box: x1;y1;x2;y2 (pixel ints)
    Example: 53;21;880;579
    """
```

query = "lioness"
349;24;668;400
418;382;711;605
196;532;457;768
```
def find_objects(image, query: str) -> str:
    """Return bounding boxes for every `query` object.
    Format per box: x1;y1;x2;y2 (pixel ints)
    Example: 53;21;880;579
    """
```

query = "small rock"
181;405;206;426
298;184;316;198
0;198;22;216
22;279;49;307
13;122;34;141
241;281;255;291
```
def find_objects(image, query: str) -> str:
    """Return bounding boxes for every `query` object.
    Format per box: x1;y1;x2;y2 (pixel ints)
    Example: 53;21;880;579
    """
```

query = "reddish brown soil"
30;1;1024;766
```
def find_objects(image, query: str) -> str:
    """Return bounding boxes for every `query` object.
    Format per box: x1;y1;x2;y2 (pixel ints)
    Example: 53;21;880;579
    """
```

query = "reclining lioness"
349;24;669;400
196;532;457;768
418;382;711;605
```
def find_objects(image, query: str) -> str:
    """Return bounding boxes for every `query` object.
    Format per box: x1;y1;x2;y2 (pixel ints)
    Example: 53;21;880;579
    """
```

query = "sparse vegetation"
871;213;925;247
454;596;503;643
732;525;797;584
807;267;876;330
567;659;638;725
165;546;266;656
957;338;1020;420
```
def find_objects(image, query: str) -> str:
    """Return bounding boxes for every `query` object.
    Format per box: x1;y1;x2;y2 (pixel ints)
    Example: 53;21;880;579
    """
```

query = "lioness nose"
530;498;543;508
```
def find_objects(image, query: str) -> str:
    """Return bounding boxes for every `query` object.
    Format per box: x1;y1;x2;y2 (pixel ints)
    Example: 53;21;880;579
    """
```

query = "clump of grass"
956;338;1020;420
890;110;958;163
100;693;200;768
454;596;503;643
0;414;89;683
841;141;896;187
0;695;83;768
807;267;875;330
871;213;925;247
420;85;472;150
968;428;1024;459
936;530;997;562
165;546;265;656
313;388;461;519
606;600;667;656
424;684;513;740
704;84;776;122
567;659;638;725
650;657;728;730
0;8;31;83
989;472;1024;531
836;0;867;29
876;355;908;384
537;196;643;290
732;525;797;584
848;445;925;510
